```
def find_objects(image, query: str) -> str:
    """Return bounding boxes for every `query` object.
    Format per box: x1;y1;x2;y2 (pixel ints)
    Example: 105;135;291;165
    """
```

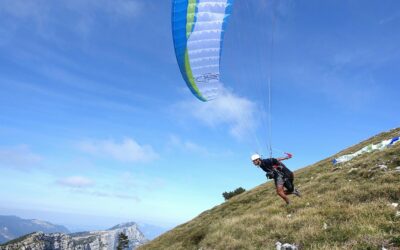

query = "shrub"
117;232;129;250
222;187;246;200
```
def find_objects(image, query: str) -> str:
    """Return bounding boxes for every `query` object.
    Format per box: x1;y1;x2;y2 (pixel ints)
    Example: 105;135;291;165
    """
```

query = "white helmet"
251;154;261;161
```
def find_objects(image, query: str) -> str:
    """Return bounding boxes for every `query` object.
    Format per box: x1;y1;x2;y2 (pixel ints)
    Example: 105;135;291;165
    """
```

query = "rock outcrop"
0;222;147;250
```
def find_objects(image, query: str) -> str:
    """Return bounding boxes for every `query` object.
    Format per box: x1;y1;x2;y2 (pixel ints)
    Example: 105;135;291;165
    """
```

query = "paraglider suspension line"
267;5;276;158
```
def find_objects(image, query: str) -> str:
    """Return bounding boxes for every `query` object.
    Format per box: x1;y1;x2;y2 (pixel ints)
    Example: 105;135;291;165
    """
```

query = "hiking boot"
293;188;301;197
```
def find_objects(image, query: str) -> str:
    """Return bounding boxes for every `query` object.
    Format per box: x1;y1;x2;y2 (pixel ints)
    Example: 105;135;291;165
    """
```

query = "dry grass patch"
139;128;400;250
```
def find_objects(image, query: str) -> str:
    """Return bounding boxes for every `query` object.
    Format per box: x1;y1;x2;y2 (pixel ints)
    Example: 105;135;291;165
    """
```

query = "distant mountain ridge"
0;215;69;243
0;221;148;250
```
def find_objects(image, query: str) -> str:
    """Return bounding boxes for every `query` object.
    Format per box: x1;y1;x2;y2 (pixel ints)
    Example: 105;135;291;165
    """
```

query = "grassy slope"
139;128;400;250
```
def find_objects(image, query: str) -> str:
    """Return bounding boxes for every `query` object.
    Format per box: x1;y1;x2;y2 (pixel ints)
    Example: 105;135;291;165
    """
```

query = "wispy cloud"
167;135;210;155
77;138;158;163
0;0;143;40
65;0;142;19
56;176;95;188
81;190;140;202
279;63;379;111
35;65;145;111
56;175;140;201
330;47;398;70
0;0;142;21
176;89;259;139
0;145;42;169
0;0;49;20
274;44;393;111
166;134;234;157
120;172;166;192
379;11;400;25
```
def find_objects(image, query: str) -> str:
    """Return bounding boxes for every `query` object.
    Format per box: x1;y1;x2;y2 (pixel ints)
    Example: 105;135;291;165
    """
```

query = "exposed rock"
369;164;388;172
348;168;358;173
378;164;388;171
0;222;147;250
276;241;298;250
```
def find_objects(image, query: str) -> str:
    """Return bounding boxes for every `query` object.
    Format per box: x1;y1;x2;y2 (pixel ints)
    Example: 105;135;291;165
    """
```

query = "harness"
272;162;292;179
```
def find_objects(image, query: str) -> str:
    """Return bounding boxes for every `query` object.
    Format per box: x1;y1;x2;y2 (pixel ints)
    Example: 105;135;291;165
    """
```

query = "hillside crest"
140;128;400;250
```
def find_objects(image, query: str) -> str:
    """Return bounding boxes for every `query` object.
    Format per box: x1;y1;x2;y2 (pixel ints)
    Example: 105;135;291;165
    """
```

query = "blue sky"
0;0;399;231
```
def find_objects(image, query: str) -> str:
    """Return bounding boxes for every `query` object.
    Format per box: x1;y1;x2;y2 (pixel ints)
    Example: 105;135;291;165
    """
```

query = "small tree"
222;187;246;200
117;232;129;250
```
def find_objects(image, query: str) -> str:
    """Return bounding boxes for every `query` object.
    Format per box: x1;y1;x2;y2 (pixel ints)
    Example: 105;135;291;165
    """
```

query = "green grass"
139;128;400;250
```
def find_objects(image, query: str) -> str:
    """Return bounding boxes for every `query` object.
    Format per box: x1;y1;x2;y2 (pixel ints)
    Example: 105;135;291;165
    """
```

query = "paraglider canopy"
172;0;234;101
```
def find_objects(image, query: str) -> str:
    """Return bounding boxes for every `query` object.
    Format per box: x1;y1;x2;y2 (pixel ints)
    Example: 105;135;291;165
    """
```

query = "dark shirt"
259;158;293;178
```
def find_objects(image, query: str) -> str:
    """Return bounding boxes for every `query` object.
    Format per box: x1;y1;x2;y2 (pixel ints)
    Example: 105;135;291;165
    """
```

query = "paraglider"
172;2;300;205
333;136;400;164
172;0;234;101
251;153;301;205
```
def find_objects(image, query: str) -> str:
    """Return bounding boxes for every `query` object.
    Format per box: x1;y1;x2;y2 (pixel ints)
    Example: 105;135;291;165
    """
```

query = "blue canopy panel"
172;0;234;101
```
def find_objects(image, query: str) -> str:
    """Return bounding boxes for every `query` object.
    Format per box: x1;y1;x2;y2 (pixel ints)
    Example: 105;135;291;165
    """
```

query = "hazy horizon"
0;206;171;233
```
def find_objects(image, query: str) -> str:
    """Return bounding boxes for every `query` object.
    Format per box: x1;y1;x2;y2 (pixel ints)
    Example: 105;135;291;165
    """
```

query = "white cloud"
0;145;42;169
168;135;209;155
178;89;259;139
56;176;95;188
78;138;158;163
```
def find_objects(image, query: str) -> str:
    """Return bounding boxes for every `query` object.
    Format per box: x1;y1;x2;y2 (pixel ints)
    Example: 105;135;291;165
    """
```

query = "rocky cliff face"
0;222;147;250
